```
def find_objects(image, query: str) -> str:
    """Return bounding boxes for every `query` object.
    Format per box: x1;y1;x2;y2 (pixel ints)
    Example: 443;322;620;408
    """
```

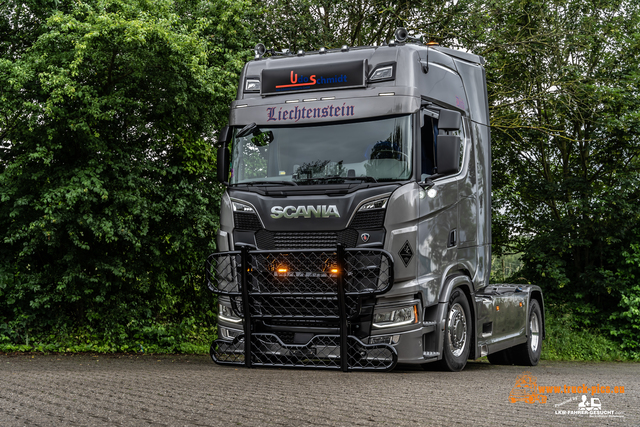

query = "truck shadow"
394;360;493;373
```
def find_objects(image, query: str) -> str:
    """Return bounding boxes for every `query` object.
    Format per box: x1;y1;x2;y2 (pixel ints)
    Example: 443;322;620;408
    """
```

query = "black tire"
511;299;543;366
437;288;472;371
487;348;513;365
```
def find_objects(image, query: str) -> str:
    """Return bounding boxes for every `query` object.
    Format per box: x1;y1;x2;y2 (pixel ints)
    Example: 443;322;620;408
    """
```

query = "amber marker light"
413;304;419;321
277;267;288;274
496;305;500;311
330;267;339;274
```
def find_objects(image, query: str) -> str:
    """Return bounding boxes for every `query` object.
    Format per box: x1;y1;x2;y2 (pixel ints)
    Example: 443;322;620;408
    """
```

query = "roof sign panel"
261;60;366;96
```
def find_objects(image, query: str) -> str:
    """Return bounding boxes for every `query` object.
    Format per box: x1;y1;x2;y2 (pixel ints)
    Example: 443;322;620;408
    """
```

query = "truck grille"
255;229;358;249
349;209;385;229
234;212;262;231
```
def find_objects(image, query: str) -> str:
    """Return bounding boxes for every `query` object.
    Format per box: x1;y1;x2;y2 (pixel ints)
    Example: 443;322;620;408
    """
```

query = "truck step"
422;321;437;333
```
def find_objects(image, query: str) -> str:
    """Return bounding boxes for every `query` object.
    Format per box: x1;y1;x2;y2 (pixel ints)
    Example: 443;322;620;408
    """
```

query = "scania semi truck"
206;29;545;372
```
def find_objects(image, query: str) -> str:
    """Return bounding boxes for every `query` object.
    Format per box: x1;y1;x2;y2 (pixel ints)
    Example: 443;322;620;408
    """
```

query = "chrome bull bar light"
206;245;397;371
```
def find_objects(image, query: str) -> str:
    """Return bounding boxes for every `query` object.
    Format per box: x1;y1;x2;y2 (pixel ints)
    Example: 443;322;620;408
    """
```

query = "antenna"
424;44;429;73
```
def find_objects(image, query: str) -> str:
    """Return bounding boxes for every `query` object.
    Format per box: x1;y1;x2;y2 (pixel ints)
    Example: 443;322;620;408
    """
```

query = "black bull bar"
205;245;398;371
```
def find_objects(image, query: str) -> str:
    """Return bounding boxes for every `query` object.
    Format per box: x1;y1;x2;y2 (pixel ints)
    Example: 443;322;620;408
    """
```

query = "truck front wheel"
511;299;542;366
438;288;472;371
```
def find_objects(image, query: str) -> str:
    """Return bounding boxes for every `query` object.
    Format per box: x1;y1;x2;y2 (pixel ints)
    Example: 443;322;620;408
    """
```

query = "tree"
0;0;253;336
482;0;640;337
252;0;463;50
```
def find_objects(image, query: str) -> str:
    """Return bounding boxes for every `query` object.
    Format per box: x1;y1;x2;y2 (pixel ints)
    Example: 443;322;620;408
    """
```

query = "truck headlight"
358;197;388;211
232;201;255;213
218;303;242;324
372;305;418;329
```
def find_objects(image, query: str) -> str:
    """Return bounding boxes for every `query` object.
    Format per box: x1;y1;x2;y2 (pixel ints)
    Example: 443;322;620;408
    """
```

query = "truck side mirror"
218;126;231;145
217;126;231;184
438;109;461;131
217;145;230;184
436;135;460;175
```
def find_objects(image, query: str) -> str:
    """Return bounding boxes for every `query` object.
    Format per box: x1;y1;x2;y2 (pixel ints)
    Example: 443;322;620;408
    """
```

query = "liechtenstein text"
267;104;355;122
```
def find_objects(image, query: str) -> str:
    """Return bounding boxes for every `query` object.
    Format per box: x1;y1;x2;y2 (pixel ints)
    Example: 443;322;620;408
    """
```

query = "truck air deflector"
206;246;397;371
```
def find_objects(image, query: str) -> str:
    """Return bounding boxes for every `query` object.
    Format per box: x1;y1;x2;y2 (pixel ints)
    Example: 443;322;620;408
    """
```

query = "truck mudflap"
206;245;397;371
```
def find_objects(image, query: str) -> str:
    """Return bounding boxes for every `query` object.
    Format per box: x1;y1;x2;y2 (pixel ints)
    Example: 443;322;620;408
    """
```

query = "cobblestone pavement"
1;354;638;426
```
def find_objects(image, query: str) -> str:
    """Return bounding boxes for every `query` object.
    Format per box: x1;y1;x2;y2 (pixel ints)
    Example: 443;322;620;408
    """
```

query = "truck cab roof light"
303;98;317;102
297;49;305;56
235;104;248;108
378;92;395;96
245;78;260;92
254;43;266;56
369;65;395;82
321;96;335;101
318;47;327;54
254;43;266;60
341;45;349;52
285;99;299;103
395;27;408;43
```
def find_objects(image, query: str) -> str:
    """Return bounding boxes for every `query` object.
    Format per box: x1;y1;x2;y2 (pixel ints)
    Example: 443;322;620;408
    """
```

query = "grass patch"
0;318;216;354
541;305;639;362
1;306;639;361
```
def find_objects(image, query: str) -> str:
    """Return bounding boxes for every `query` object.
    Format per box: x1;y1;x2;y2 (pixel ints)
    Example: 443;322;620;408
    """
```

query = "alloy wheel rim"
530;312;540;352
447;303;467;357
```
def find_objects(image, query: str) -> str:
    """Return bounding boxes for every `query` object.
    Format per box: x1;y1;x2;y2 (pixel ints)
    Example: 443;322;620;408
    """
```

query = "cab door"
417;108;474;307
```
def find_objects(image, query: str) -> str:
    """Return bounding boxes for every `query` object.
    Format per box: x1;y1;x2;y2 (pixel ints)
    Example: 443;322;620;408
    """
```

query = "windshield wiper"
349;176;378;183
235;180;298;186
294;175;378;184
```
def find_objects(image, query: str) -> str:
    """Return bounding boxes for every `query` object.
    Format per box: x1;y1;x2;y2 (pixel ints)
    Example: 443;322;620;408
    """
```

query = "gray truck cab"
207;31;544;371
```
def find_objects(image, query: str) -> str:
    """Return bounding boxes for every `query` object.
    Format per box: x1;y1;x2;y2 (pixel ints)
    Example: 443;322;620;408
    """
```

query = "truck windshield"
230;115;412;185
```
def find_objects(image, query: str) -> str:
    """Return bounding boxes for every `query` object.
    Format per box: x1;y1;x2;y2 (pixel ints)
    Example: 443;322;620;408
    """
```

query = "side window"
421;108;465;177
421;112;437;176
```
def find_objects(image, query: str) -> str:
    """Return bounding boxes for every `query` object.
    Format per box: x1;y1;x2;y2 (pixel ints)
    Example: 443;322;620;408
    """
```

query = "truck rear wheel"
511;299;542;366
437;288;471;371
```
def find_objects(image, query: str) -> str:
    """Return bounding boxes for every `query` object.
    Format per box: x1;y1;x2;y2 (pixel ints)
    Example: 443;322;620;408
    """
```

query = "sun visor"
229;95;420;126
